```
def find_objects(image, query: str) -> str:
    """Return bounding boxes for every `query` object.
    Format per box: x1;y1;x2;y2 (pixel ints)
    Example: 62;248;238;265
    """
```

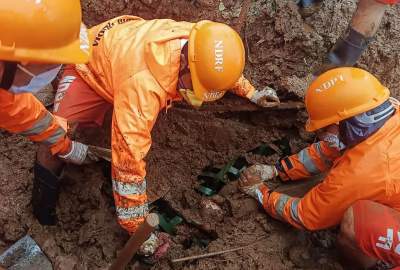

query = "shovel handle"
109;213;159;270
88;145;112;162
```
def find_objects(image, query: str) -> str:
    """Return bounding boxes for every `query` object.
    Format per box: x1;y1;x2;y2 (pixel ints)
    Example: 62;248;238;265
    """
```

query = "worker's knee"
339;205;356;245
339;200;377;245
338;201;383;269
339;201;400;267
36;144;64;175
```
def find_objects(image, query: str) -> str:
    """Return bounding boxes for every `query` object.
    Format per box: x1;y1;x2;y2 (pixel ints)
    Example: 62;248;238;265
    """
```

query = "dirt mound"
1;1;400;269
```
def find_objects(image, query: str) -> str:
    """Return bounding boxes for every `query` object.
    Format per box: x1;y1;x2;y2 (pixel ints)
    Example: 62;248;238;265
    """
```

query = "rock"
310;230;336;249
3;220;25;242
210;194;226;205
219;181;239;197
229;198;259;219
255;215;272;233
288;245;314;268
54;255;78;270
42;237;60;260
218;2;226;11
195;0;218;8
222;0;235;8
199;199;225;222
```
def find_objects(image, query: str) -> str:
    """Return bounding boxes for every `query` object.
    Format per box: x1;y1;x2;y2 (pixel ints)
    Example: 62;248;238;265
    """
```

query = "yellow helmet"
0;0;91;64
188;21;245;102
305;67;390;132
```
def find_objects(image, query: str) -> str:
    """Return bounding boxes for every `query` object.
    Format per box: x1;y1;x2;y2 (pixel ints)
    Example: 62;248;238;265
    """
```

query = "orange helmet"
0;0;91;64
305;67;390;132
188;20;245;102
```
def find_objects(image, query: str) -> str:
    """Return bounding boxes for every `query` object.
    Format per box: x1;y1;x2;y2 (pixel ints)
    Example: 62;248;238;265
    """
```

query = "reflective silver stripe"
19;112;52;136
112;179;146;196
44;127;65;145
290;198;302;225
298;148;320;174
275;194;291;217
315;142;333;168
255;189;264;205
116;203;149;220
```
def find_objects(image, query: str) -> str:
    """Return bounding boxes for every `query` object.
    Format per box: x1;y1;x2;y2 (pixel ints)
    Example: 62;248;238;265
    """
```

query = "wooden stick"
201;102;305;112
172;101;304;114
88;145;112;162
171;236;266;263
109;213;159;270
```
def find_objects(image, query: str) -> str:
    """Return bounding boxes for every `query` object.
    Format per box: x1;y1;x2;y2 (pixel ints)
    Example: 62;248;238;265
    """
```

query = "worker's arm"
0;89;71;154
275;141;341;181
229;75;255;99
111;72;162;234
260;167;354;230
230;75;280;106
314;0;396;76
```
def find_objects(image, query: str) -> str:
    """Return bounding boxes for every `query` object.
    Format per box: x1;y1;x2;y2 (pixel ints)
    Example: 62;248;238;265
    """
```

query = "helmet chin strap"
177;47;202;107
179;88;203;108
0;61;17;90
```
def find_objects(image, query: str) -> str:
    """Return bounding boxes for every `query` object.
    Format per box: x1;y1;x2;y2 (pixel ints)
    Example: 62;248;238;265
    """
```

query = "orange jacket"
0;89;71;154
75;16;255;233
261;110;400;230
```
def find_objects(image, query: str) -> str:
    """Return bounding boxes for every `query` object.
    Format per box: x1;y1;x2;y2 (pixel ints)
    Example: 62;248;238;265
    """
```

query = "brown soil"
1;0;400;269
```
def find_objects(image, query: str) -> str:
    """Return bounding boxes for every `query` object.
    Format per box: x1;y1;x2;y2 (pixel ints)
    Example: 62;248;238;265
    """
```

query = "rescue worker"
239;67;400;268
0;0;94;225
297;0;399;76
36;15;279;260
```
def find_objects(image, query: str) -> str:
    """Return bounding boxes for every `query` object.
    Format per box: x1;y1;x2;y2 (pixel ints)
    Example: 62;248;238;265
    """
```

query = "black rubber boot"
313;27;373;76
32;162;61;225
328;27;372;67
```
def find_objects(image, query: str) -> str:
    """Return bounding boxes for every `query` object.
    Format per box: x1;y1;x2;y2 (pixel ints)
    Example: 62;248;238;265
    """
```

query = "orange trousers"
53;65;112;126
354;200;400;266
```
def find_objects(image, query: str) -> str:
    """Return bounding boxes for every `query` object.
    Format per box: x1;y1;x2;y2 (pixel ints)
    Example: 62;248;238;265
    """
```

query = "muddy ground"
1;0;400;269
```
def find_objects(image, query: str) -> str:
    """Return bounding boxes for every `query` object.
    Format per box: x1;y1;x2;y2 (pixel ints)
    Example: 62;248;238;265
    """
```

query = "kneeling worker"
240;67;400;268
36;15;279;260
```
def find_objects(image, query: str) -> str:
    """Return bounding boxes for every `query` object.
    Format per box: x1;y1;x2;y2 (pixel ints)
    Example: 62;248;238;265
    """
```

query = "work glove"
238;164;276;199
316;124;346;150
313;27;372;76
58;141;99;165
250;86;280;107
139;232;171;264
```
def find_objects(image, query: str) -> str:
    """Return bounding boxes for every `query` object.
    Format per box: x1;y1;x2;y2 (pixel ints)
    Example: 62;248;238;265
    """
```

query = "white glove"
250;86;280;107
58;141;90;165
238;164;277;198
248;164;277;182
138;232;171;260
317;125;346;150
139;233;159;256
